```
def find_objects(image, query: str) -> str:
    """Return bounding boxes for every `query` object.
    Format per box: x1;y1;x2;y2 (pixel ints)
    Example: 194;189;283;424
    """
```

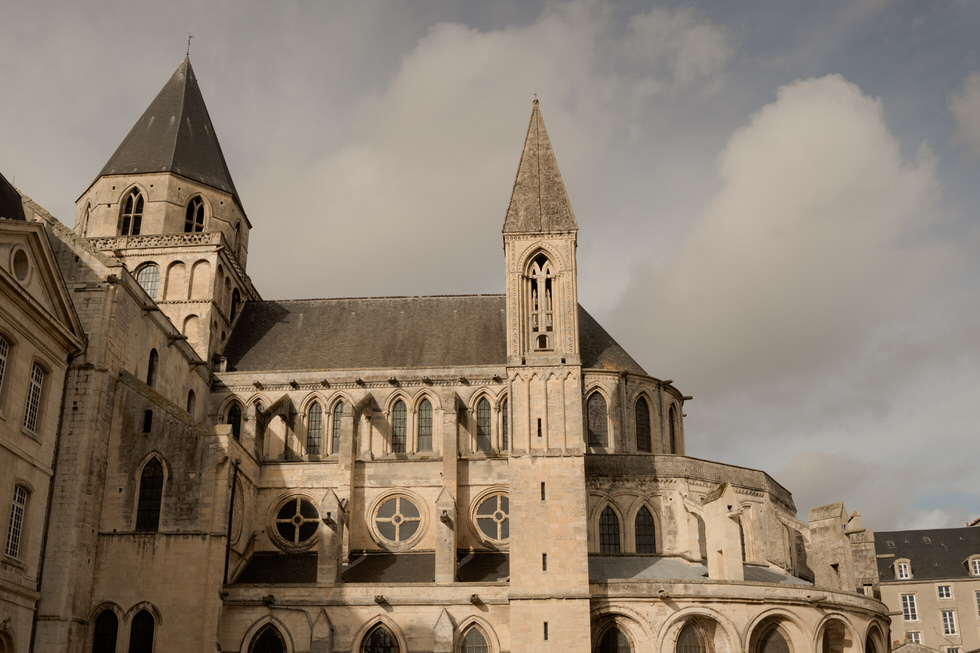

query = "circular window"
373;495;422;548
475;493;509;542
272;496;319;550
12;248;30;283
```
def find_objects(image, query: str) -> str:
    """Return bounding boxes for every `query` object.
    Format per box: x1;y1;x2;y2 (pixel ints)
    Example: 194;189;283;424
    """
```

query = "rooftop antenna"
186;33;194;57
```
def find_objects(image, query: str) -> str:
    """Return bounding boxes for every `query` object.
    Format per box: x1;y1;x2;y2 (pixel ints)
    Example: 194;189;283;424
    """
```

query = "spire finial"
533;93;538;105
186;33;194;57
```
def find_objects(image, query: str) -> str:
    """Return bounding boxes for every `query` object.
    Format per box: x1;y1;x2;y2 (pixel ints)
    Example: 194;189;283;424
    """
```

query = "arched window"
120;189;144;235
363;624;399;653
417;399;432;452
136;458;164;532
146;349;158;387
501;398;509;451
598;626;631;653
92;609;118;653
635;397;651;452
669;405;678;453
461;626;490;653
677;622;709;653
391;400;407;453
231;288;241;321
587;393;607;446
184;196;205;232
4;485;29;558
527;253;555;349
23;363;44;433
128;609;155;653
599;505;620;554
758;626;790;653
331;402;344;454
227;402;243;441
307;402;322;455
476;397;491;451
135;264;160;299
635;506;656;554
186;389;196;415
250;624;286;653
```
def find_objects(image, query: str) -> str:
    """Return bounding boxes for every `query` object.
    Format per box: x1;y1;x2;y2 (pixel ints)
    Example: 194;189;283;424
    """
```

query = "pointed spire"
503;98;577;234
95;57;241;205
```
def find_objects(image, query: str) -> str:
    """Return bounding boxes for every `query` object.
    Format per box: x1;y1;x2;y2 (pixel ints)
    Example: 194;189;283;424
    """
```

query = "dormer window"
969;556;980;576
896;560;911;579
184;196;205;232
120;189;144;235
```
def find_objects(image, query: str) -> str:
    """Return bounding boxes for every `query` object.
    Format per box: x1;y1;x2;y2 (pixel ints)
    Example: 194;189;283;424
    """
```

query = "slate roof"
223;295;646;375
502;99;577;234
0;172;26;221
93;57;241;206
875;526;980;581
588;555;811;585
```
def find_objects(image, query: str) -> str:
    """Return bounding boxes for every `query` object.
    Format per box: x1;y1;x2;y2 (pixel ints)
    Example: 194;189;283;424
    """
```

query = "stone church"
0;57;890;653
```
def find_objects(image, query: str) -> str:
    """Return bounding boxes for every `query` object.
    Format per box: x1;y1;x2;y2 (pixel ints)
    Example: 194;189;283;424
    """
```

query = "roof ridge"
248;293;507;304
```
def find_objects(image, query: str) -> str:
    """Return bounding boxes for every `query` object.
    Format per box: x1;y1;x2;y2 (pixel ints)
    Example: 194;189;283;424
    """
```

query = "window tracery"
120;189;144;235
526;253;555;350
587;392;607;446
184;196;205;232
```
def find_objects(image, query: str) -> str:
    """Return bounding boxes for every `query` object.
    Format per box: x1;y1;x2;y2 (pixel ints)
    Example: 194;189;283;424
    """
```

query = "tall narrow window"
4;485;29;558
527;253;555;350
461;626;490;653
501;398;509;450
230;288;241;321
635;506;656;553
941;610;957;636
135;264;160;299
669;405;678;453
307;403;322;455
901;594;918;621
92;610;118;653
142;409;153;434
146;349;158;387
599;627;631;653
417;399;432;452
635;397;651;452
127;609;155;653
391;400;407;453
331;402;344;454
120;189;144;235
476;397;491;451
587;392;607;446
186;389;196;415
363;624;398;653
23;363;43;432
599;505;621;554
0;336;7;396
184;196;205;232
227;402;242;441
135;458;164;532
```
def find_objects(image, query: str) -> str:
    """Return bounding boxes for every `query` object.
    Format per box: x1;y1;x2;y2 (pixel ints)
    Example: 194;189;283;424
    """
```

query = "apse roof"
93;57;241;205
223;295;646;375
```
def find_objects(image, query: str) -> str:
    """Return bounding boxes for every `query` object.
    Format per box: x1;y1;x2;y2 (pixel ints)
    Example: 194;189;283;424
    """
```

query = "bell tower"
74;57;258;361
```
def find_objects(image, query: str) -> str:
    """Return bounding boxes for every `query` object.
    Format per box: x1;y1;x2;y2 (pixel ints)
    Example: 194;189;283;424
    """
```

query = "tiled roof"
0;172;26;221
875;526;980;581
224;295;647;375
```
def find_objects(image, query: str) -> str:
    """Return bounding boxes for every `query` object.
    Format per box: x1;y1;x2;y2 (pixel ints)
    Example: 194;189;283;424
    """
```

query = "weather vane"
187;33;194;57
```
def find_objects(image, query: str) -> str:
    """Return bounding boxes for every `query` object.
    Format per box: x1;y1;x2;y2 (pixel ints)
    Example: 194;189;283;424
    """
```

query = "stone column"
317;490;344;584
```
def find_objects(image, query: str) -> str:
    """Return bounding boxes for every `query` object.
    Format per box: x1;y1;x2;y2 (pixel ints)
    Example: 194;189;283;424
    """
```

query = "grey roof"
343;552;435;583
224;295;646;375
0;172;26;221
502;99;577;234
234;553;316;584
94;57;241;205
588;555;810;585
457;552;509;582
875;526;980;581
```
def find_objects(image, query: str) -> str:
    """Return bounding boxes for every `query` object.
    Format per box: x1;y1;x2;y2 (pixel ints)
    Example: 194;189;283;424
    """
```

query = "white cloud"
949;71;980;162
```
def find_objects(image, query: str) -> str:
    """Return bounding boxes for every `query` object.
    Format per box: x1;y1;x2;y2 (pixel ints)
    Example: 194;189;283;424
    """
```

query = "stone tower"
74;56;258;361
504;100;591;652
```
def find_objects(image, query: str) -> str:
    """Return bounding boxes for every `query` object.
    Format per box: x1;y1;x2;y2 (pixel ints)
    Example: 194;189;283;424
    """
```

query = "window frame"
119;188;144;236
270;494;321;552
938;585;952;599
22;361;45;434
635;395;652;453
184;196;206;233
0;334;9;414
135;457;165;532
901;594;918;621
369;491;426;551
475;397;492;452
599;504;621;554
135;263;160;299
4;484;30;559
417;398;433;453
306;402;323;456
331;401;344;454
896;561;911;579
634;505;657;554
391;400;407;453
587;391;608;447
941;609;957;636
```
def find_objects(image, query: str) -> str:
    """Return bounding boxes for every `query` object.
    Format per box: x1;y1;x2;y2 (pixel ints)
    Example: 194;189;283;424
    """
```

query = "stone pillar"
435;488;457;583
702;483;744;581
807;503;856;591
317;490;344;584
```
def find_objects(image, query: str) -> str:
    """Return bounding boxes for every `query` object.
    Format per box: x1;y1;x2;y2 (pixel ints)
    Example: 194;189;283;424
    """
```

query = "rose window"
274;497;319;547
374;496;421;544
475;493;509;541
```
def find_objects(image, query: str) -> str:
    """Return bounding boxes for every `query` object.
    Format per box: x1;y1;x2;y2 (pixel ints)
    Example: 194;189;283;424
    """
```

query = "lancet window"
526;253;555;350
120;189;144;235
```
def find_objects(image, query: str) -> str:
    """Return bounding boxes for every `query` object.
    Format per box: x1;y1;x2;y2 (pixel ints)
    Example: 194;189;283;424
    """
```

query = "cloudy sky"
3;0;979;531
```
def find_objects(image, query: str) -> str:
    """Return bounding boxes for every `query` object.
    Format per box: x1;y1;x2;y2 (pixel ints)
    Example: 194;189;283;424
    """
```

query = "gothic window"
127;609;155;653
635;506;656;554
599;505;620;554
757;626;790;653
4;485;29;558
92;610;119;653
587;392;607;446
475;493;509;542
146;349;158;387
461;626;490;653
527;253;555;350
135;264;160;299
501;398;509;451
120;189;144;236
250;624;286;653
363;624;399;653
227;402;243;441
331;402;344;454
598;627;631;653
391;400;407;453
273;496;319;548
23;363;44;433
374;495;421;546
669;405;678;453
184;196;205;232
476;397;492;451
135;458;164;532
677;622;709;653
231;288;241;321
635;397;651;452
307;402;323;455
417;399;432;452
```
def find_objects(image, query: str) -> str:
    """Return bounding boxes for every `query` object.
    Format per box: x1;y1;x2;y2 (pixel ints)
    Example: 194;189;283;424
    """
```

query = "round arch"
744;609;808;653
813;614;859;653
658;607;742;653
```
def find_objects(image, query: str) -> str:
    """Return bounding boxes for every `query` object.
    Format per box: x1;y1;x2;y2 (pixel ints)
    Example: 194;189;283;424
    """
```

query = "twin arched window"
185;196;205;232
120;189;144;235
587;393;607;446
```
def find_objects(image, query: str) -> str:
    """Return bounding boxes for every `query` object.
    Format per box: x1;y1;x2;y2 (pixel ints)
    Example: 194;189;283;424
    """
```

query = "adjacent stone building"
0;57;891;653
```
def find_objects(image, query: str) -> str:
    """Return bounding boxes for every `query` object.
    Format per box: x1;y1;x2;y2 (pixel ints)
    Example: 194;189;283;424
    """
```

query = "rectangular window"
902;594;918;621
897;562;911;579
542;553;547;571
947;648;959;653
942;610;957;636
23;363;43;432
938;585;952;599
907;633;921;644
5;486;28;558
543;622;548;641
541;482;546;501
972;559;980;576
975;590;980;618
